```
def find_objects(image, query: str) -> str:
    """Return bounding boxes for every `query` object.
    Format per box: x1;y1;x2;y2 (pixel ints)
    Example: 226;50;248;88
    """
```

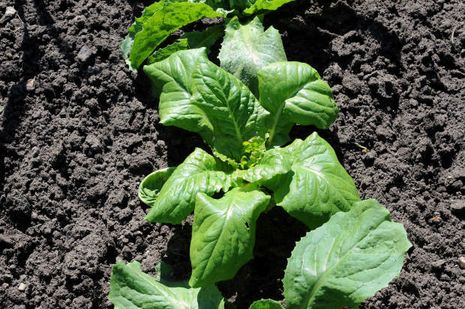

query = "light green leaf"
127;1;220;69
265;132;359;228
249;299;285;309
244;0;295;15
145;148;232;224
219;17;286;95
283;199;412;309
189;187;271;287
258;62;338;146
145;48;270;161
191;53;270;160
110;261;224;309
144;48;211;135
138;167;176;207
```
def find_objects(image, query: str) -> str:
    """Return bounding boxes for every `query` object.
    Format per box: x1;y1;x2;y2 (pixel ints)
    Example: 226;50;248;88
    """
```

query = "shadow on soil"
162;207;307;308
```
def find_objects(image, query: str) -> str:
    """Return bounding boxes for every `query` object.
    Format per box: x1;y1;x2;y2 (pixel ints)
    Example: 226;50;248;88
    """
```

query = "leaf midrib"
300;217;385;308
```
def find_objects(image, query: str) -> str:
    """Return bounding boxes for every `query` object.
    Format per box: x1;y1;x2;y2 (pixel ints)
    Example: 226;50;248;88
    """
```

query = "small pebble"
18;282;26;291
458;257;465;269
26;78;35;91
4;6;16;18
451;200;465;214
76;45;94;62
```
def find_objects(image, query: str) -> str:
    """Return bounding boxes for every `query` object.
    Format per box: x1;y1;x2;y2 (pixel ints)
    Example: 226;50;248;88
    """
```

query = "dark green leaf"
127;1;220;69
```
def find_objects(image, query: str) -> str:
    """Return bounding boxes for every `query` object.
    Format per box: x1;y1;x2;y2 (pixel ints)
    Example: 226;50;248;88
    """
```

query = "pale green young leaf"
243;0;295;15
265;132;359;228
110;261;224;309
189;187;270;287
127;1;220;69
249;299;285;309
218;17;286;95
258;62;338;146
145;148;232;224
138;167;176;207
283;199;412;309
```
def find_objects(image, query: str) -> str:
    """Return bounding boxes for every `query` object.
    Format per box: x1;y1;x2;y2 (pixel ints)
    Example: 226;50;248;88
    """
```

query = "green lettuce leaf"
283;199;412;309
189;187;270;287
243;0;295;15
249;299;284;309
219;17;286;95
138;167;176;207
258;62;338;146
144;48;211;134
110;261;225;309
191;54;270;160
147;25;224;64
147;39;190;64
146;48;270;161
125;0;221;69
250;132;359;228
145;148;232;224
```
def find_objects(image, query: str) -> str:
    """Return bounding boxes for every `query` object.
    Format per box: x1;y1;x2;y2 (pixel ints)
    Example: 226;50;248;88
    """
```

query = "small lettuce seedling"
121;0;297;70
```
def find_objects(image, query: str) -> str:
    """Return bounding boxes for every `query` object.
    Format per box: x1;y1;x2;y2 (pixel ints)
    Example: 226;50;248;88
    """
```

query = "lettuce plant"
110;17;411;309
121;0;296;70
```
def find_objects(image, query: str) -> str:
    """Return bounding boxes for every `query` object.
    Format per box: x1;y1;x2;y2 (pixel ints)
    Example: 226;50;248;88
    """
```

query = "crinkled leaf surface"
191;55;270;160
283;199;412;309
126;1;220;69
234;146;289;184
244;0;295;15
110;261;224;309
249;299;284;309
138;167;175;207
219;17;286;95
262;132;359;228
145;48;270;160
144;48;210;133
258;62;338;146
189;187;270;287
145;148;232;224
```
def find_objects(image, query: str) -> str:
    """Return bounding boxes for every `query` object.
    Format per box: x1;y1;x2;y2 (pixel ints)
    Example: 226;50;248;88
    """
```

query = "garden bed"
1;0;464;308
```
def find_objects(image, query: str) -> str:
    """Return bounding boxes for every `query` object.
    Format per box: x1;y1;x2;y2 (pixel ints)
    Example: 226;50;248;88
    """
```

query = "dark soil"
1;0;464;308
